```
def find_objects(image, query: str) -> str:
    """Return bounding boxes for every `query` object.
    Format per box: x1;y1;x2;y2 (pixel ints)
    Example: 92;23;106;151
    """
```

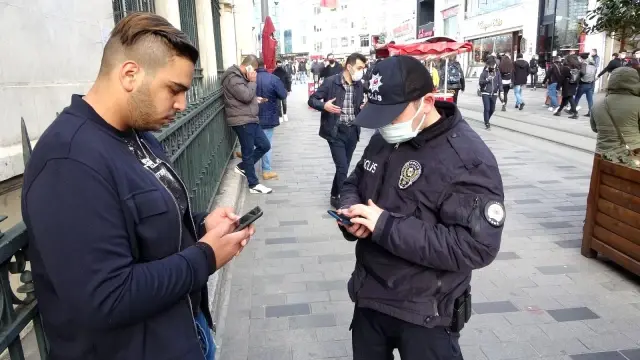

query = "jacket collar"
408;101;461;148
67;94;129;139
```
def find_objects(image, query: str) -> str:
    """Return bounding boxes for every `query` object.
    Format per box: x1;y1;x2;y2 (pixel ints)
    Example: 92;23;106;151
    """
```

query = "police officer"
336;55;505;359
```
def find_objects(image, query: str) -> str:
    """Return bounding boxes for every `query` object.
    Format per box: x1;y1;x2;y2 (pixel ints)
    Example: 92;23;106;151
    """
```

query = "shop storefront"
537;0;590;66
459;0;540;77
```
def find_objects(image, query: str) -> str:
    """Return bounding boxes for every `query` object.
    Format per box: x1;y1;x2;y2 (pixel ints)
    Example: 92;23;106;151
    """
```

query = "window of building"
351;22;355;28
302;36;307;45
443;15;458;38
314;42;323;52
314;6;321;14
472;0;522;17
331;38;338;48
351;36;355;45
341;37;348;47
469;34;513;66
360;35;370;48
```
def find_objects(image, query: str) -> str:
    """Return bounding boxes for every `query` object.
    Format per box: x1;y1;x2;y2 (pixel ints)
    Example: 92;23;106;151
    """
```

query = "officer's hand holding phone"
343;199;384;234
199;216;255;270
336;208;371;239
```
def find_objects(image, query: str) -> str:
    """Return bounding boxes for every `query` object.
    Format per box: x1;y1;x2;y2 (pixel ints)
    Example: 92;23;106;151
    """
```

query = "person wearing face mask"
335;55;505;360
308;53;367;209
479;56;503;129
320;53;344;81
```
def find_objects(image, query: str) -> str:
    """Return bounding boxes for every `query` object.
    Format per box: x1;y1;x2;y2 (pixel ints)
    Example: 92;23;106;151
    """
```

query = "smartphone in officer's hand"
234;206;263;232
327;210;353;226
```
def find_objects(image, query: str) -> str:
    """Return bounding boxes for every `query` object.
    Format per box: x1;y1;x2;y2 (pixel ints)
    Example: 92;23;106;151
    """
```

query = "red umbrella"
261;16;277;73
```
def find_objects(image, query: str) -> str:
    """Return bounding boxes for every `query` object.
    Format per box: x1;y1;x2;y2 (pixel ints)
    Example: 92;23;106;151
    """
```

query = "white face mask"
379;99;427;144
350;67;364;82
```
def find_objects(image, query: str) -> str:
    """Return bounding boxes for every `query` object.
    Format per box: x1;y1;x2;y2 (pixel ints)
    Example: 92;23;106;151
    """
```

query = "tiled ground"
217;85;640;360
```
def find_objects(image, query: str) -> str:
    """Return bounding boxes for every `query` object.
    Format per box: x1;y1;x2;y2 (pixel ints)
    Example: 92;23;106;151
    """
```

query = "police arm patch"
398;160;422;189
483;200;506;227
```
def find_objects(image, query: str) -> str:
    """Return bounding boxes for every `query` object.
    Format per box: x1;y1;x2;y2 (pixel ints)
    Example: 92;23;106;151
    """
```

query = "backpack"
568;68;580;84
447;63;461;85
581;63;597;83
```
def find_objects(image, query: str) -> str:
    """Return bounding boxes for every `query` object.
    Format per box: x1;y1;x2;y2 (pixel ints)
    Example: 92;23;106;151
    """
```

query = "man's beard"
127;84;159;131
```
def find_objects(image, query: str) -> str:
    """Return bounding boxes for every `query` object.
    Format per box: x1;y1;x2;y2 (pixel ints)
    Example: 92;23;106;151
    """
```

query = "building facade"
0;0;255;182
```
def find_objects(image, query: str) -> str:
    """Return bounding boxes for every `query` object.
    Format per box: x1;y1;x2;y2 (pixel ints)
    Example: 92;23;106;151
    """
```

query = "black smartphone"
234;206;263;232
327;210;353;225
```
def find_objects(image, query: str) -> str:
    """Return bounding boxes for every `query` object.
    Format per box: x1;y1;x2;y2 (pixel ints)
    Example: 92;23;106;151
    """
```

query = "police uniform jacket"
340;101;505;329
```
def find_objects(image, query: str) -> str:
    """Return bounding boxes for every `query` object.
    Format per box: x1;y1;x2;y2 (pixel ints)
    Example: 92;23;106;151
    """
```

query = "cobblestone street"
217;85;640;360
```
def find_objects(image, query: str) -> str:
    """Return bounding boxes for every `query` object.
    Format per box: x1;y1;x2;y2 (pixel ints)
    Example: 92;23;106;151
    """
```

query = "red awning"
375;37;472;60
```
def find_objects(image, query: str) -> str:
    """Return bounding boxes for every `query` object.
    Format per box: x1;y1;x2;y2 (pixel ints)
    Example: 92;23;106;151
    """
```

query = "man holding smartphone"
336;56;504;360
222;55;273;194
21;13;255;360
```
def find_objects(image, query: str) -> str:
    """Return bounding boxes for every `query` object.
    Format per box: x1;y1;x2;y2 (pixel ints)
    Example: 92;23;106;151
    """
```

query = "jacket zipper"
136;137;202;351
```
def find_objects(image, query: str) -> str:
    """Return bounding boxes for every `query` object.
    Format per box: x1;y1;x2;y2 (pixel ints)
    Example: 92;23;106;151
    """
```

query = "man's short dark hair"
276;59;282;64
516;53;523;59
592;49;598;54
241;54;259;68
99;12;199;76
327;53;334;58
257;58;265;68
346;53;367;66
612;53;619;58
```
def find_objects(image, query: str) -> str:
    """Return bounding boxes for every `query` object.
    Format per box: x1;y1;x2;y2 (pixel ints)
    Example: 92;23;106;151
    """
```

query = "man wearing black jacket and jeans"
273;59;292;122
21;13;254;360
335;55;504;360
308;53;367;209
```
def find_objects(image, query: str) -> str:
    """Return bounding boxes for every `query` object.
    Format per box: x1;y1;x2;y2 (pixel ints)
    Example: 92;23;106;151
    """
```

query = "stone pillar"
154;0;181;29
194;0;218;77
220;2;237;68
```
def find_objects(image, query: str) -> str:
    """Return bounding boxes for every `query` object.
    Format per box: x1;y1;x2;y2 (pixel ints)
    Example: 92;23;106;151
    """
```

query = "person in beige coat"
590;67;640;157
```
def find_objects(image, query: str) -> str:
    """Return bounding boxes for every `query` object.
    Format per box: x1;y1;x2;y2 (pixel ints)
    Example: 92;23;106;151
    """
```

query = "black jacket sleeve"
24;158;215;330
370;163;504;271
308;76;331;111
337;149;368;241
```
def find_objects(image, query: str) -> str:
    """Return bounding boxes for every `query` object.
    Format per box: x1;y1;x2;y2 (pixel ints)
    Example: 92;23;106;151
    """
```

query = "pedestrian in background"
573;53;597;117
273;59;292;122
498;52;514;111
256;58;287;181
479;56;503;129
512;53;530;110
320;53;343;81
221;55;273;194
554;54;581;119
441;55;465;104
543;56;562;111
529;54;539;90
308;53;366;209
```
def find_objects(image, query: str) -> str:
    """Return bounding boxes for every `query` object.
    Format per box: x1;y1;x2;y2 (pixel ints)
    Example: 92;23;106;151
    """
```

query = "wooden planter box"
582;155;640;276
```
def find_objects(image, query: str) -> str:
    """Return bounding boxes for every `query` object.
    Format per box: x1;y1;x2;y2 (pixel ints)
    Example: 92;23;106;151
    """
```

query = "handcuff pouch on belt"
450;289;472;332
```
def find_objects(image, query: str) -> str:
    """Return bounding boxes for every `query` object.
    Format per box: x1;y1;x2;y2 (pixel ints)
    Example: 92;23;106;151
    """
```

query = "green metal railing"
0;77;235;359
178;0;204;85
112;0;156;24
211;0;225;73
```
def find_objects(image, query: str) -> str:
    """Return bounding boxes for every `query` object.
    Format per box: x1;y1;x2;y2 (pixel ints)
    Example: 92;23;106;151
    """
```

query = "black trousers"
327;124;358;197
277;98;288;116
501;84;510;105
557;96;577;113
351;307;464;360
452;89;460;104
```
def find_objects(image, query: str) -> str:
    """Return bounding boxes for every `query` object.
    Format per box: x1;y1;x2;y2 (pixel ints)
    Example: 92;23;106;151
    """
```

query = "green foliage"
584;0;640;50
603;150;640;168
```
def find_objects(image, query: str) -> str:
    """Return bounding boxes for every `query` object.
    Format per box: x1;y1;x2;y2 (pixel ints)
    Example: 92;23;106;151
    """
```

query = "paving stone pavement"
217;84;640;360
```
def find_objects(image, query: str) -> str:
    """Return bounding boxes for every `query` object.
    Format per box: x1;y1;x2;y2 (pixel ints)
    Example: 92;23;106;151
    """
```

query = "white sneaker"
575;106;581;111
552;107;559;112
249;184;273;194
279;117;283;123
548;107;554;111
283;114;289;122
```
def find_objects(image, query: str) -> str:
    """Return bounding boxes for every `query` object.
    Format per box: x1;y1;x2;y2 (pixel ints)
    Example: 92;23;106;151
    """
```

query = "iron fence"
0;77;235;359
178;0;204;85
112;0;156;24
211;0;225;73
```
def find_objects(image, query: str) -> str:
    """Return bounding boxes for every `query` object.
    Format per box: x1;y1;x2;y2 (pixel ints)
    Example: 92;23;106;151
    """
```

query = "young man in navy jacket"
21;13;254;360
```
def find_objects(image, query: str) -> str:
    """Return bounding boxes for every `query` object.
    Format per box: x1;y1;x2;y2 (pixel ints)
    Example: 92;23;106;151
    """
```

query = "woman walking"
478;56;503;129
554;54;581;119
498;52;514;111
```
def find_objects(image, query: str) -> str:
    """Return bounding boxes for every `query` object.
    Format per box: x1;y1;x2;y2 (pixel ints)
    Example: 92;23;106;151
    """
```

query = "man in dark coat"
512;53;530;110
308;53;367;209
273;59;292;122
257;58;287;180
320;53;344;81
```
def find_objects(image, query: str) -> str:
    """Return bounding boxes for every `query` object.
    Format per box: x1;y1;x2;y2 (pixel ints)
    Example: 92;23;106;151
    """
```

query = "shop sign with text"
441;6;459;19
417;22;434;39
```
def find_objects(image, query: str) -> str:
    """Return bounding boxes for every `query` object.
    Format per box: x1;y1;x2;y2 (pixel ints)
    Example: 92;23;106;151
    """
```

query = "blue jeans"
513;85;523;106
328;124;359;197
481;94;498;124
232;123;271;187
547;83;558;107
195;311;216;360
261;128;274;171
574;82;594;112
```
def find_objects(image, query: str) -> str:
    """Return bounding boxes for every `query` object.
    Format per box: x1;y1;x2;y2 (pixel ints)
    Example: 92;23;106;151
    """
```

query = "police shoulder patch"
398;160;422;189
484;200;506;227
